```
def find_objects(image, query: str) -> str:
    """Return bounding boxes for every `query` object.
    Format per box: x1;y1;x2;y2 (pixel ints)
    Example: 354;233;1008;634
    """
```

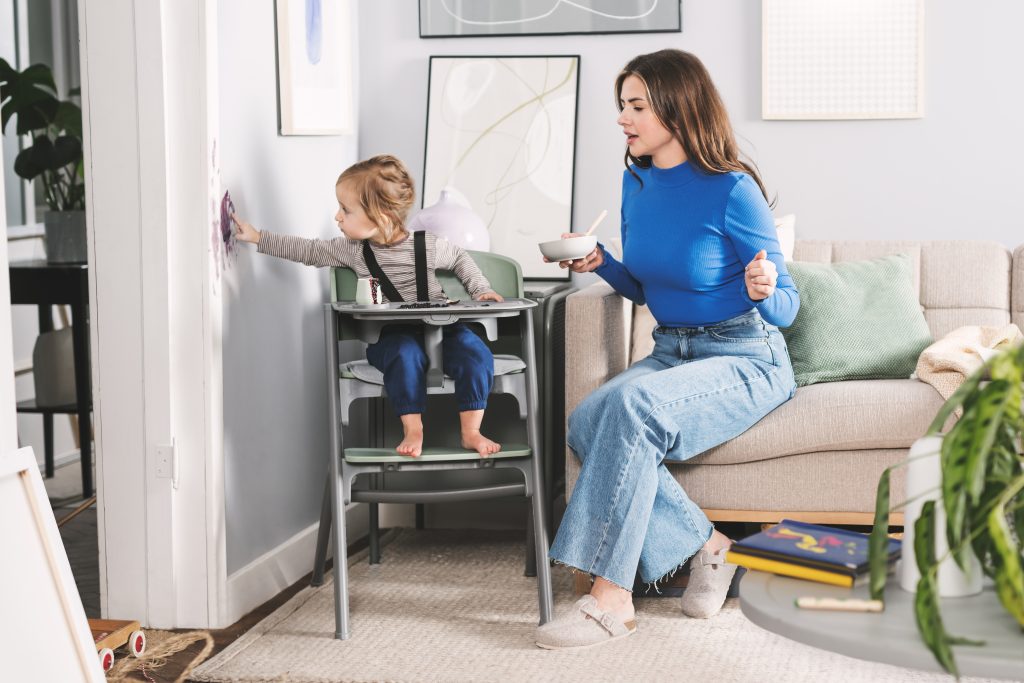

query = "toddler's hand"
476;290;504;303
232;213;261;244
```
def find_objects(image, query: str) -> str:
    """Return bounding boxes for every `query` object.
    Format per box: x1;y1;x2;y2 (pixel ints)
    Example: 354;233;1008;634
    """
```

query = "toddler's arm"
435;238;503;302
232;213;356;268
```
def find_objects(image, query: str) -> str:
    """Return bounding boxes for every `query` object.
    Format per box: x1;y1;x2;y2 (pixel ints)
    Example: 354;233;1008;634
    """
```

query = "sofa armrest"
1013;245;1024;332
564;281;632;498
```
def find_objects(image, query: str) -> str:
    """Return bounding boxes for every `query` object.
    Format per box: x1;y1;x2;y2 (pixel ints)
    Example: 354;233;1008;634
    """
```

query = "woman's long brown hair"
616;49;774;207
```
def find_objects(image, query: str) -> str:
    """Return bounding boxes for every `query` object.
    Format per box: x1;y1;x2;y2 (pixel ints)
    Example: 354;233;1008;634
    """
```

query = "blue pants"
549;309;796;591
365;322;494;415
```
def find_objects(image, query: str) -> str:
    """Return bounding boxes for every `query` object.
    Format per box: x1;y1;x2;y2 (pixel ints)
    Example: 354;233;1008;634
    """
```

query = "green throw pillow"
780;253;933;386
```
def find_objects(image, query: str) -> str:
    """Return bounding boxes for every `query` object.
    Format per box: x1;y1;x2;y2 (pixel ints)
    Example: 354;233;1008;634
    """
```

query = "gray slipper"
681;545;737;619
535;595;637;650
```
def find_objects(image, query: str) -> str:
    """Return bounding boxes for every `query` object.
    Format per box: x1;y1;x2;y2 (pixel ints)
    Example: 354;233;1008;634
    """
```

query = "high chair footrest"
351;483;527;504
343;444;530;463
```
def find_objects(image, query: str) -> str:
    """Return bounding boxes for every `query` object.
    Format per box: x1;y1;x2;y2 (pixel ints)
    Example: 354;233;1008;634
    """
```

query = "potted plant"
0;59;86;263
869;341;1024;676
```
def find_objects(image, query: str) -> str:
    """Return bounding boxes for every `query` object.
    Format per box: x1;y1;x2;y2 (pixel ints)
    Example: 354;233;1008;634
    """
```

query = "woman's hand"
543;233;605;273
232;213;261;244
745;250;777;301
476;290;504;303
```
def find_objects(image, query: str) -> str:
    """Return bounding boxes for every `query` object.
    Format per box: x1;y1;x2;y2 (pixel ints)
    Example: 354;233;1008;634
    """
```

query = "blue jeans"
364;322;494;415
549;309;797;591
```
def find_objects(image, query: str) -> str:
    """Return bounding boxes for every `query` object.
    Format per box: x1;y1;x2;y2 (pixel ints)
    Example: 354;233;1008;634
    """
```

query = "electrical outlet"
155;444;174;479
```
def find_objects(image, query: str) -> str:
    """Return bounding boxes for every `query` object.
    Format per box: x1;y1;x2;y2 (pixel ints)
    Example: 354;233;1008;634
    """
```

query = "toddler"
233;154;504;458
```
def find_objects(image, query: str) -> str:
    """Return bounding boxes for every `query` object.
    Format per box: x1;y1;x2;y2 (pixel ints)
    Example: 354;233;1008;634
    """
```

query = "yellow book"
726;550;855;587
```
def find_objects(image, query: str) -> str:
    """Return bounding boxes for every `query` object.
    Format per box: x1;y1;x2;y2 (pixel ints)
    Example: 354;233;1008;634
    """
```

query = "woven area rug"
192;529;1002;683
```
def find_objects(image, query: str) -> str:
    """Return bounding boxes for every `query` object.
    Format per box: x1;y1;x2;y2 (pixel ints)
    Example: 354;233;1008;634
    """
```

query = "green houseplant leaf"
871;342;1024;676
869;467;891;600
913;501;960;677
0;59;85;211
989;472;1024;627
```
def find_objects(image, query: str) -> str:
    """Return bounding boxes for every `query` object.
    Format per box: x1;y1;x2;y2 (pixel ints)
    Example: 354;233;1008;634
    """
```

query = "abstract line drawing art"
762;0;924;120
275;0;354;135
422;56;580;280
419;0;681;38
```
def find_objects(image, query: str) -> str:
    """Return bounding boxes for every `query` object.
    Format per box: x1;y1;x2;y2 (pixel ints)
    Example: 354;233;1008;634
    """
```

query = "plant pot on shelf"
44;210;87;264
899;435;983;597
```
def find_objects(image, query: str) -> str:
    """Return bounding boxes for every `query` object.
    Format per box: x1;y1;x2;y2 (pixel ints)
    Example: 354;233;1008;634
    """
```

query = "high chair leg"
311;475;332;587
325;304;351;639
524;506;537;577
369;503;381;564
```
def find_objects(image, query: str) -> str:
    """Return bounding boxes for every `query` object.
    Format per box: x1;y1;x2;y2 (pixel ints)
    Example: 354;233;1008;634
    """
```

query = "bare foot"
592;577;636;622
461;430;501;457
396;421;423;457
701;528;732;555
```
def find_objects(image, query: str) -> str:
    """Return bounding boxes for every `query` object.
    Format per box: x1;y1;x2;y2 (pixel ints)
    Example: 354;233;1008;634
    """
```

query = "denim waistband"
654;309;762;336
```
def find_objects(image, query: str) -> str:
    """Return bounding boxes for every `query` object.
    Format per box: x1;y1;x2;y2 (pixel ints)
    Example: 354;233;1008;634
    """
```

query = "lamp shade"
408;186;490;251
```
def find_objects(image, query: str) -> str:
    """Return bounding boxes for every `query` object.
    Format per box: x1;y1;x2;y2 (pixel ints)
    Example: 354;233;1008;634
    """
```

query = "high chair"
310;250;554;639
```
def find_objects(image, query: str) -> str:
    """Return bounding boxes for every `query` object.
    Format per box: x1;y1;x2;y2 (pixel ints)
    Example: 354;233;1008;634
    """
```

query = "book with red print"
728;519;901;576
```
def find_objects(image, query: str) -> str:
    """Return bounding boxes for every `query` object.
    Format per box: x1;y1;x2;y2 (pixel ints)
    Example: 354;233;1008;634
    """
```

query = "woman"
536;49;799;650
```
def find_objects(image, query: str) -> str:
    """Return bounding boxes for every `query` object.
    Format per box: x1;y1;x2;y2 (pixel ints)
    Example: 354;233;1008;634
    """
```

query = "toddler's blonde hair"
337;155;416;244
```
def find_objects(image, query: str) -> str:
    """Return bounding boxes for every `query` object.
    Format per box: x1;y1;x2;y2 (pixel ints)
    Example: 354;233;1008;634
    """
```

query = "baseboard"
225;502;368;626
36;447;83;472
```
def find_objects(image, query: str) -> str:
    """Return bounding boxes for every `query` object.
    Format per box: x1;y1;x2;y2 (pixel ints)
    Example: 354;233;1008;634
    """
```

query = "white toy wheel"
129;630;146;657
98;647;115;672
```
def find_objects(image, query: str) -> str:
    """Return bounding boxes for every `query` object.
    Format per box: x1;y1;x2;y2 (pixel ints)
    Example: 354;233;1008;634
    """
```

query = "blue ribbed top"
595;161;799;328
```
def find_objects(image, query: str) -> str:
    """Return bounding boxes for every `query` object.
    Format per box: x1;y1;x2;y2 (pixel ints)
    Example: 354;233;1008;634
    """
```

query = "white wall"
218;0;359;576
358;1;1024;255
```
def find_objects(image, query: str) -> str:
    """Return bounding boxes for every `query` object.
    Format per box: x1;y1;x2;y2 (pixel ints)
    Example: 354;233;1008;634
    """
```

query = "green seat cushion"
344;444;531;463
780;253;933;387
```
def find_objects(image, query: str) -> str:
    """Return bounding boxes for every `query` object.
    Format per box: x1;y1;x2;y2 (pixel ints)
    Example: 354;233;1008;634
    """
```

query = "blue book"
729;519;901;575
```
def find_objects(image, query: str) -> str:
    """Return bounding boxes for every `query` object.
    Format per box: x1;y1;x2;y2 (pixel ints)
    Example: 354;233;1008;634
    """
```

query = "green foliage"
871;342;1024;675
912;502;960;677
868;467;891;601
0;59;84;211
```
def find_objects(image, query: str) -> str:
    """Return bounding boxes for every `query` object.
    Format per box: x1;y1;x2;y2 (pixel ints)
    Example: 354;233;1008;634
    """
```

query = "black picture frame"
418;0;682;39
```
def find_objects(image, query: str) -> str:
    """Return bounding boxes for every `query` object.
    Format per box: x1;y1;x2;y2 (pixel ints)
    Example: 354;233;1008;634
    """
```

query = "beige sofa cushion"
672;448;908;512
688;379;945;465
1015;245;1024;331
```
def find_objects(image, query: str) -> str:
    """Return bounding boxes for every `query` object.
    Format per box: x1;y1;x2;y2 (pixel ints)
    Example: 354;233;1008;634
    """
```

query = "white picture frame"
275;0;354;135
0;447;104;682
762;0;924;120
423;55;580;280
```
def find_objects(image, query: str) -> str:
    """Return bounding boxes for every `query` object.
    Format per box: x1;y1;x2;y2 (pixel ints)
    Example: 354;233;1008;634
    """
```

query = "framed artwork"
0;447;104;682
275;0;354;135
423;55;580;280
419;0;681;38
762;0;924;120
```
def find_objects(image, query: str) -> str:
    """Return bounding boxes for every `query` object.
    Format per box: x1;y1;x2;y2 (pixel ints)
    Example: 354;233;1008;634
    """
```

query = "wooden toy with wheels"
90;619;145;672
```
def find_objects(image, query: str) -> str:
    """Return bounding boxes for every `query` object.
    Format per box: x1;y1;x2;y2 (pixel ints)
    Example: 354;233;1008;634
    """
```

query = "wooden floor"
54;495;365;681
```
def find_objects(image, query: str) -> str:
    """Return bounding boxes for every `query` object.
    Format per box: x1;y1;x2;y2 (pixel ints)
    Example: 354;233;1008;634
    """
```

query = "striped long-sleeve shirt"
257;230;493;303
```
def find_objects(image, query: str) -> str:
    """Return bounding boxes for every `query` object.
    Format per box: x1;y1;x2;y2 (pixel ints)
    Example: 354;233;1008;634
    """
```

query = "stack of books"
726;519;901;587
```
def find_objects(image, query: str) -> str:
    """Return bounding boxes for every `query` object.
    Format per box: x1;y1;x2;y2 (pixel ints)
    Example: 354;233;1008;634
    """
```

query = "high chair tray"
332;298;536;316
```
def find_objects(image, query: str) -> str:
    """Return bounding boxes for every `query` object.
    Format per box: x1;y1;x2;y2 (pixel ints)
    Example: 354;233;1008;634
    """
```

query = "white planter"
899;435;983;596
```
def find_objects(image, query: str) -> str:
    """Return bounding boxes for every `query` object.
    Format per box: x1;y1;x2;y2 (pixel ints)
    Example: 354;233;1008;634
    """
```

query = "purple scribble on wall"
305;0;322;65
220;190;236;256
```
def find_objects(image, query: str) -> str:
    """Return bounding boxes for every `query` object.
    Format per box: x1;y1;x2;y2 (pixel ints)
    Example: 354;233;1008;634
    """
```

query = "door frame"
78;0;226;628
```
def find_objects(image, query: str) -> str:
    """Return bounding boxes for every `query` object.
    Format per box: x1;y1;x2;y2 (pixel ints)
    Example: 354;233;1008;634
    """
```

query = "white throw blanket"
915;324;1023;406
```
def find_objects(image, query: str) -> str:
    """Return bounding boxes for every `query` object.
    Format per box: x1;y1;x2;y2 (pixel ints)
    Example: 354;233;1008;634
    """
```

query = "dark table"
9;260;93;498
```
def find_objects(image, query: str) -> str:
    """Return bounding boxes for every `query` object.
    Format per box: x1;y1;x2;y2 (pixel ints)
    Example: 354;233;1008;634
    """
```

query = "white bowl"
538;235;598;262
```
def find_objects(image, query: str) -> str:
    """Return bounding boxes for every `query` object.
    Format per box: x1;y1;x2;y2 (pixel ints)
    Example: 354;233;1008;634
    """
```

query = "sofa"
563;240;1024;530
